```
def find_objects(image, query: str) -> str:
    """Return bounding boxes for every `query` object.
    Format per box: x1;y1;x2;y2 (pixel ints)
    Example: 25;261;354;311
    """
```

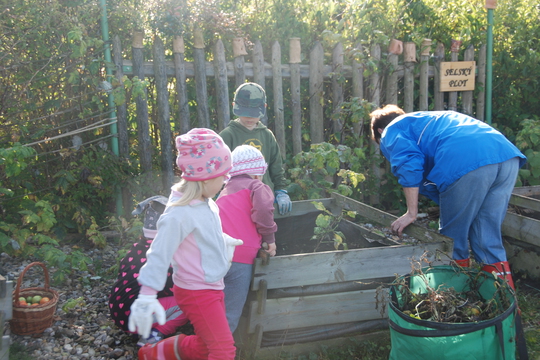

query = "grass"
8;341;33;360
517;280;540;359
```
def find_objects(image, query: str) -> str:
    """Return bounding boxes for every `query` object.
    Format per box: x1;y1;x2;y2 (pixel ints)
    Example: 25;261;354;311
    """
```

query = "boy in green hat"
220;82;292;215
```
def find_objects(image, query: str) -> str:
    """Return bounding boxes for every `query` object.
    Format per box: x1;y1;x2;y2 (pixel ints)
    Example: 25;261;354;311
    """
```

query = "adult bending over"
370;105;526;289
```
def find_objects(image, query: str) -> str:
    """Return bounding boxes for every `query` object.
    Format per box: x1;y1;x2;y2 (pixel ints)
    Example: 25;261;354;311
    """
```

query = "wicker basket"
9;262;59;335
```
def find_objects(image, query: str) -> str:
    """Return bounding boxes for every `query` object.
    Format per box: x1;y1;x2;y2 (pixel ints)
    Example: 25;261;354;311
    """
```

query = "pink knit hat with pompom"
175;128;232;181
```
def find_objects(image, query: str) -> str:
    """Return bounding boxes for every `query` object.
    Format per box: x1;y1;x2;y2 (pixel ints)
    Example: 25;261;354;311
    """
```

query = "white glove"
128;294;166;339
224;234;243;264
275;189;292;215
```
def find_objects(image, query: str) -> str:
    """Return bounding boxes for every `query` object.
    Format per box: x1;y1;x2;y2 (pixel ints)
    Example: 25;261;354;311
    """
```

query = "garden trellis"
114;31;487;192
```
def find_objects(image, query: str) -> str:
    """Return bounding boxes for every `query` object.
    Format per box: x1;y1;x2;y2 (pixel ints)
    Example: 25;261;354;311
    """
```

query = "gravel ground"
2;244;139;360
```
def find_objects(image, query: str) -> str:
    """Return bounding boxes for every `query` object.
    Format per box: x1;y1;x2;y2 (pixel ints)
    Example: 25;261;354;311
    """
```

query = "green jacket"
219;120;287;192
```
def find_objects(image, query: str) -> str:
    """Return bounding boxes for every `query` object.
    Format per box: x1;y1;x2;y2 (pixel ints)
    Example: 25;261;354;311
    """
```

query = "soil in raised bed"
274;212;394;256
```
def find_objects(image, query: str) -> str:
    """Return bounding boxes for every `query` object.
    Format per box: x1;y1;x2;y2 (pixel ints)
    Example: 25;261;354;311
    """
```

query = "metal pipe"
485;7;495;124
99;0;123;216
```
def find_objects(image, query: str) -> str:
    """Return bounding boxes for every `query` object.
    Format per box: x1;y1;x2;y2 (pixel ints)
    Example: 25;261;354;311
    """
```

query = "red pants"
173;286;236;360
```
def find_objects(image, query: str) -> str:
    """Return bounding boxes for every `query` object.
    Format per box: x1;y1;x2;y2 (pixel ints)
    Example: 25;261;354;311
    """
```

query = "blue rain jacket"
379;111;526;204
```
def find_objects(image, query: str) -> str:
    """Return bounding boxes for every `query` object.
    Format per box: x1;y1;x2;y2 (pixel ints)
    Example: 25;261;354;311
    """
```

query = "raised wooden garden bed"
504;186;540;280
235;193;454;358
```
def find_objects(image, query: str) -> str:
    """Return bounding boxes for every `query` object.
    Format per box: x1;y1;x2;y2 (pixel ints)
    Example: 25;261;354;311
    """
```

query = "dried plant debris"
394;268;513;323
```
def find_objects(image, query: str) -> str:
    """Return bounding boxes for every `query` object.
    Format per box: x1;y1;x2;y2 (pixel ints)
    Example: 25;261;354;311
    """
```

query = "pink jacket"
216;174;277;264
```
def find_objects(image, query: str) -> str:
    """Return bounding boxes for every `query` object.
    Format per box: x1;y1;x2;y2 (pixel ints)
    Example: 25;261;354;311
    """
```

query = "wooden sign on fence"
439;61;476;92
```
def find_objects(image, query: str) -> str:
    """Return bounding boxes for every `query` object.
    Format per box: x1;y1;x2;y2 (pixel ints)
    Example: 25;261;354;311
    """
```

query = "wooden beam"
502;212;540;247
331;193;454;246
247;288;387;333
251;242;446;291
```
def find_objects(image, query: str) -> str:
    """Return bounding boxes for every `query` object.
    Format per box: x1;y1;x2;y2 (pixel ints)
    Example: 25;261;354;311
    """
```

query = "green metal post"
485;7;494;124
100;0;123;216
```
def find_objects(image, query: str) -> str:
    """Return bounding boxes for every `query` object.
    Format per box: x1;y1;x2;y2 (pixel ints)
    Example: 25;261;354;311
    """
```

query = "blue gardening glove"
275;189;292;215
128;294;166;339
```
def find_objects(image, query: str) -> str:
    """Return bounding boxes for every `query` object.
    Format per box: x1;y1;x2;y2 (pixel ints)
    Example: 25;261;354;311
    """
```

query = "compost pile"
394;269;513;323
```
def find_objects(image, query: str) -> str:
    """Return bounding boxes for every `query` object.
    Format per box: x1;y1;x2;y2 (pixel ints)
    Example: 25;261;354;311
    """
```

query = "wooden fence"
112;30;487;191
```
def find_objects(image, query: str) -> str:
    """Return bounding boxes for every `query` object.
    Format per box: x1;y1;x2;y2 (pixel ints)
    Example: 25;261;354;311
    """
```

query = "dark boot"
482;261;515;290
138;334;186;360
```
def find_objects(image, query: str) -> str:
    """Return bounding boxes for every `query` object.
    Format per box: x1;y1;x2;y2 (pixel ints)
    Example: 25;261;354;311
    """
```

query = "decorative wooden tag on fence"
439;61;476;92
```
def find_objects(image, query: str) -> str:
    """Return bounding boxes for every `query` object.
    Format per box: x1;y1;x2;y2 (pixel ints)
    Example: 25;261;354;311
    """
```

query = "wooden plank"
332;42;344;134
213;39;229;131
509;193;540;212
232;37;247;89
352;43;364;137
502;212;540;247
369;44;381;107
271;41;286;160
121;58;441;82
131;33;152;174
403;43;415;113
193;51;210;128
309;41;324;144
0;277;12;322
512;186;540;197
332;193;454;245
113;35;129;158
252;40;266;94
447;49;459;111
173;36;191;135
153;36;174;190
290;61;301;156
419;49;429;111
251;242;446;291
433;42;445;111
247;288;388;333
386;53;398;105
369;44;382;206
462;46;475;115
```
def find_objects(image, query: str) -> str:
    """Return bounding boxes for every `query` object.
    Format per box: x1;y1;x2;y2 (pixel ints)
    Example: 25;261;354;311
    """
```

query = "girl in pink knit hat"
216;144;278;334
129;128;243;360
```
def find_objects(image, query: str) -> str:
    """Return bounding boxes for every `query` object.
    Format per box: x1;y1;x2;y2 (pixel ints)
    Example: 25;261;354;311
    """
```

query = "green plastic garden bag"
389;265;517;360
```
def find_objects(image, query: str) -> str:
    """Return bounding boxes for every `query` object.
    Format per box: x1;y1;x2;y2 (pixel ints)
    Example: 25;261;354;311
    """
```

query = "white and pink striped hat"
229;145;268;177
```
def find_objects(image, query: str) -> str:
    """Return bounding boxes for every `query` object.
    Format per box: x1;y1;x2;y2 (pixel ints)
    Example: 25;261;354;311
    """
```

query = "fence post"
448;39;461;111
419;39;431;111
403;42;416;113
193;28;210;128
309;41;324;145
462;45;475;115
153;35;174;191
290;38;302;156
369;44;381;205
271;41;286;159
332;42;344;136
131;32;152;174
113;35;129;158
433;42;445;111
476;44;487;121
252;40;267;125
173;36;191;135
233;38;247;89
352;43;364;137
112;35;132;214
386;52;399;106
213;39;230;131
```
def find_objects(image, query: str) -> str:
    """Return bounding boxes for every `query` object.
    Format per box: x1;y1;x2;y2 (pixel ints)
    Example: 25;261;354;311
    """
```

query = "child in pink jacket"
216;145;278;333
